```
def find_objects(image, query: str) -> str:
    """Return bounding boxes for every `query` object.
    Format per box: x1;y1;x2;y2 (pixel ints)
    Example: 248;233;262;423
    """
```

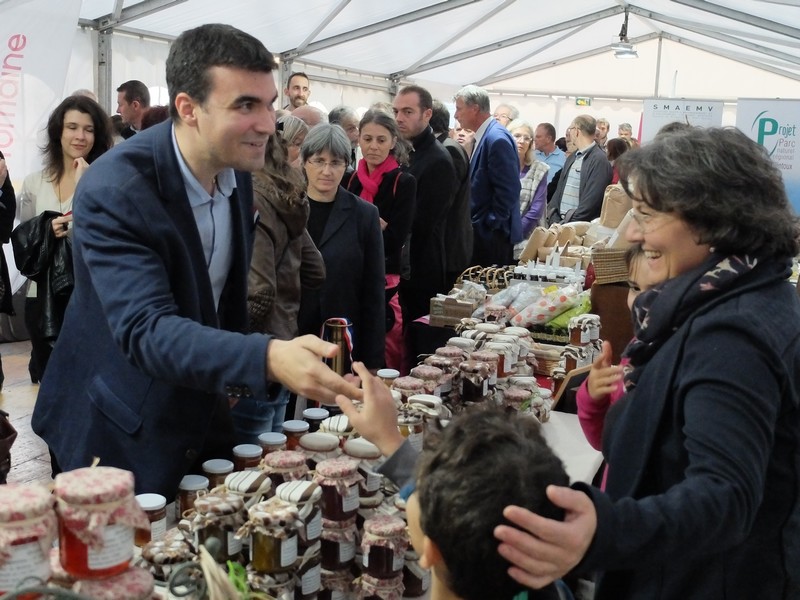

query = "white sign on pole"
640;99;724;144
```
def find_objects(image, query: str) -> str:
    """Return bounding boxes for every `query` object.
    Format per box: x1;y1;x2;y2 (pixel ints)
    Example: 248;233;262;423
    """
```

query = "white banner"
0;0;82;182
736;98;800;214
641;99;724;144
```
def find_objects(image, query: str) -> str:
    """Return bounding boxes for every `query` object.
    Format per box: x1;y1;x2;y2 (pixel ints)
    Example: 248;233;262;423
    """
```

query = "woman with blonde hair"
508;119;548;258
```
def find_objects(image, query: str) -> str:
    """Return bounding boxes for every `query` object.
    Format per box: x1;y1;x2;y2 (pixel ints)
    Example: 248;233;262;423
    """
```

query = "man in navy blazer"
455;85;522;267
31;24;361;498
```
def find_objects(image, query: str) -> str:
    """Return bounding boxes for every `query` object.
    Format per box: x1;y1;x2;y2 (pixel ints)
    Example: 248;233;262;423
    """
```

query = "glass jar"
469;350;500;386
551;366;566;395
263;450;310;490
55;466;148;579
434;345;465;361
408;365;443;396
313;458;362;521
246;568;295;599
175;474;209;520
191;492;247;564
139;537;195;583
303;408;330;433
134;493;167;547
390;376;424;404
402;550;431;598
376;368;400;388
295;554;322;599
0;483;56;596
568;316;591;346
319;414;356;447
320;567;354;599
361;516;408;579
233;444;263;471
202;458;234;488
502;386;532;412
357;573;405;599
342;438;383;498
458;360;490;403
240;498;300;574
299;432;341;470
396;409;424;453
485;341;515;379
446;336;476;353
258;432;288;457
320;517;357;571
73;566;155;600
225;471;273;504
276;481;323;549
283;420;311;450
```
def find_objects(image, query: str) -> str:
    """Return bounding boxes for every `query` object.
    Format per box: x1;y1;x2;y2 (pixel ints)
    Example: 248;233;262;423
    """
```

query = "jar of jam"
402;550;431;598
320;567;354;599
246;567;295;598
320;517;357;571
584;314;601;341
176;474;209;520
390;376;424;404
568;316;590;346
233;444;263;471
319;414;356;447
225;471;273;504
303;407;330;433
458;360;490;403
485;341;515;379
295;553;322;599
474;322;502;335
54;466;149;579
276;481;323;549
503;386;532;412
343;438;383;498
73;566;155;600
138;537;195;583
0;483;56;596
469;350;499;385
396;409;424;453
434;345;465;361
551;366;566;395
238;498;299;574
202;458;234;488
447;337;476;353
376;368;400;388
313;458;362;521
134;493;167;547
299;432;341;470
361;516;408;579
191;492;247;563
357;573;405;599
283;420;311;450
263;450;310;490
258;432;288;457
408;365;443;396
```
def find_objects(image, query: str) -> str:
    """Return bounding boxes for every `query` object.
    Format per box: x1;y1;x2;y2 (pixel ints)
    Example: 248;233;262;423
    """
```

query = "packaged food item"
361;516;408;579
314;458;363;521
134;493;167;547
237;497;300;574
191;492;247;563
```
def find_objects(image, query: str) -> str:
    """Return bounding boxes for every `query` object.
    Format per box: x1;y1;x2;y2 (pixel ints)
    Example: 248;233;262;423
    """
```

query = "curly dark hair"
618;126;800;259
416;407;569;600
42;95;112;184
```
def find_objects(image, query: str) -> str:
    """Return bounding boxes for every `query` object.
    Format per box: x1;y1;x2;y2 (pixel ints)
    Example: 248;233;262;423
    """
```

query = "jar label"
280;535;298;566
364;470;381;492
339;540;355;562
408;431;423;453
330;592;345;600
302;562;321;594
342;484;359;512
393;551;404;571
227;531;242;556
151;517;167;542
306;510;322;541
0;540;51;591
88;524;133;570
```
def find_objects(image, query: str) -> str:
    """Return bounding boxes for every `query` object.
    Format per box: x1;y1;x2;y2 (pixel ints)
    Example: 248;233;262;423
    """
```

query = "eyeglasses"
494;113;510;120
513;133;532;142
306;158;347;169
628;208;672;233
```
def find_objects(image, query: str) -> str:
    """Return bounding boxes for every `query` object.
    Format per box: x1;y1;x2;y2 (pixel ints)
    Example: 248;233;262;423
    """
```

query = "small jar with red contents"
361;516;408;579
390;376;424;404
408;365;443;396
263;450;310;490
258;432;287;457
191;492;247;564
320;516;357;571
283;420;311;450
238;498;300;575
356;573;405;599
233;444;263;471
73;566;155;600
0;483;57;597
313;458;362;521
54;466;149;579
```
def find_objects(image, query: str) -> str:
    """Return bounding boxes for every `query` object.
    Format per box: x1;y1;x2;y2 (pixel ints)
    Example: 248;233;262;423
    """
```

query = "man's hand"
494;486;597;589
266;335;363;405
336;361;404;457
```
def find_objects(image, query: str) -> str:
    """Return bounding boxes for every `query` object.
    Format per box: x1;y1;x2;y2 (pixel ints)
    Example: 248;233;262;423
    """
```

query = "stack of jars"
357;515;408;598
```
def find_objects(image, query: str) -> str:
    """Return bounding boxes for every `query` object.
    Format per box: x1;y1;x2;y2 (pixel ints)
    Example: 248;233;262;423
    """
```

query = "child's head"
406;408;569;600
626;244;659;310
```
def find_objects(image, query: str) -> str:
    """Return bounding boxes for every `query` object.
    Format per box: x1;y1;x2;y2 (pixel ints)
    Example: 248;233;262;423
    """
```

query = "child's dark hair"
416;408;569;600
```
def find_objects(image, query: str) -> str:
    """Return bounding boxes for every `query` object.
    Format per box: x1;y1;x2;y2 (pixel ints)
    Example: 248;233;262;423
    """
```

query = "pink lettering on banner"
0;33;26;155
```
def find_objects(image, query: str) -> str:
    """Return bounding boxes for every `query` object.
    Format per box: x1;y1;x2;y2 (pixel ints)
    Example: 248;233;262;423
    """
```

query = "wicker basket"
591;247;630;285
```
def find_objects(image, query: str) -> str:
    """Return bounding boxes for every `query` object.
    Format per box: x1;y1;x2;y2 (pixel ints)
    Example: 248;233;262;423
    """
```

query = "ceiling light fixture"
612;8;639;59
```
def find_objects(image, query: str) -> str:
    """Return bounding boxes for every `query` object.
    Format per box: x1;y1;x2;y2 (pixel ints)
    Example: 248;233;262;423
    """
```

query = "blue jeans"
230;386;289;444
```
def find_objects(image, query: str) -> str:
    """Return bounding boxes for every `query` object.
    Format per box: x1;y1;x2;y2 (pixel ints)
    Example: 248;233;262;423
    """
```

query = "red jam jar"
320;517;357;571
73;566;155;599
283;420;311;450
175;474;209;520
408;365;443;396
361;516;408;579
258;432;287;457
191;492;247;564
390;376;424;404
242;498;300;574
202;459;234;488
276;481;323;549
313;458;362;521
233;444;263;471
134;493;167;547
0;483;56;596
263;450;310;490
55;467;148;579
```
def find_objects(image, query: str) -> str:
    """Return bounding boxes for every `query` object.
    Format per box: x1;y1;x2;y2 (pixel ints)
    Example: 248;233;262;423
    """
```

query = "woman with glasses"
508;119;549;258
297;124;386;372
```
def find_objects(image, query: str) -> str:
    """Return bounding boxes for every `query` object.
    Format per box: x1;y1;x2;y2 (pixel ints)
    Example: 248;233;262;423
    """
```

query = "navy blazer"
31;121;271;497
469;119;522;244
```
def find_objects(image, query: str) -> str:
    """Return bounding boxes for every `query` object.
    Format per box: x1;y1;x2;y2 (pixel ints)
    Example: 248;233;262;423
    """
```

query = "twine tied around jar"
55;493;149;549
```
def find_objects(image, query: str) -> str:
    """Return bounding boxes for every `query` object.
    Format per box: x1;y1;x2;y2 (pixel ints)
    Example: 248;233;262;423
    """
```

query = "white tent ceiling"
74;0;800;101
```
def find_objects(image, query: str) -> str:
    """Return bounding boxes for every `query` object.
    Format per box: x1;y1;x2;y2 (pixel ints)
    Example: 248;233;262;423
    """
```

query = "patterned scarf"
622;253;759;391
355;155;399;203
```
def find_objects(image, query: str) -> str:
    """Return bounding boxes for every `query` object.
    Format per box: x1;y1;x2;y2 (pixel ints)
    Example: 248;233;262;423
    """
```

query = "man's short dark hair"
430;100;450;135
416;408;569;600
397;84;433;112
116;80;150;108
538;122;556;142
165;23;277;120
287;72;309;88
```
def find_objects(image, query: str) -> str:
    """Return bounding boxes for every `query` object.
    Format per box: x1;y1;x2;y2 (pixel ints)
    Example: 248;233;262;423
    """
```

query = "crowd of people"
0;21;797;600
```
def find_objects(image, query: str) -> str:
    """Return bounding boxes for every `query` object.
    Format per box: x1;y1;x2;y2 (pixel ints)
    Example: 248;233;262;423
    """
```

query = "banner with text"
0;0;82;181
641;99;724;143
736;98;800;213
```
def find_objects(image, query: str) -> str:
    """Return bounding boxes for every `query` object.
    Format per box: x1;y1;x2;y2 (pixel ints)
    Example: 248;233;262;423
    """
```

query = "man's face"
534;126;551;152
454;97;479;132
493;105;512;127
339;114;360;147
284;75;310;109
116;92;138;126
392;92;431;140
195;66;277;173
595;122;609;141
619;127;632;139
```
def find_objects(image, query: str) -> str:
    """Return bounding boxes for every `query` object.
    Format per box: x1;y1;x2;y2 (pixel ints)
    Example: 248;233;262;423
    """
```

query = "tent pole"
654;35;663;98
97;30;113;114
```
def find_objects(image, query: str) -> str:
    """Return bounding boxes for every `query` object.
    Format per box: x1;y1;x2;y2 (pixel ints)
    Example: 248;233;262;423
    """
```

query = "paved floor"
0;340;52;485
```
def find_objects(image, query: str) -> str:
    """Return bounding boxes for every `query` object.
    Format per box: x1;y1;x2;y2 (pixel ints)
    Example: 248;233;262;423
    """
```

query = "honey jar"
202;459;234;488
233;444;263;471
134;493;167;547
0;483;56;595
282;420;311;450
361;516;409;579
175;474;209;520
320;517;357;571
73;566;155;600
54;467;148;580
313;458;362;521
258;432;287;457
275;481;323;549
263;450;309;490
191;492;247;563
237;498;300;574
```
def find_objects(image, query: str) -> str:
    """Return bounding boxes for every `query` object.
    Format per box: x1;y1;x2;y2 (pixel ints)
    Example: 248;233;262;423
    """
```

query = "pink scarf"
355;155;399;203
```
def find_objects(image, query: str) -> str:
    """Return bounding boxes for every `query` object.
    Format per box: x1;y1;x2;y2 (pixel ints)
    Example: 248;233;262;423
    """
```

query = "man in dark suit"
32;24;361;497
116;79;151;139
454;85;521;267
